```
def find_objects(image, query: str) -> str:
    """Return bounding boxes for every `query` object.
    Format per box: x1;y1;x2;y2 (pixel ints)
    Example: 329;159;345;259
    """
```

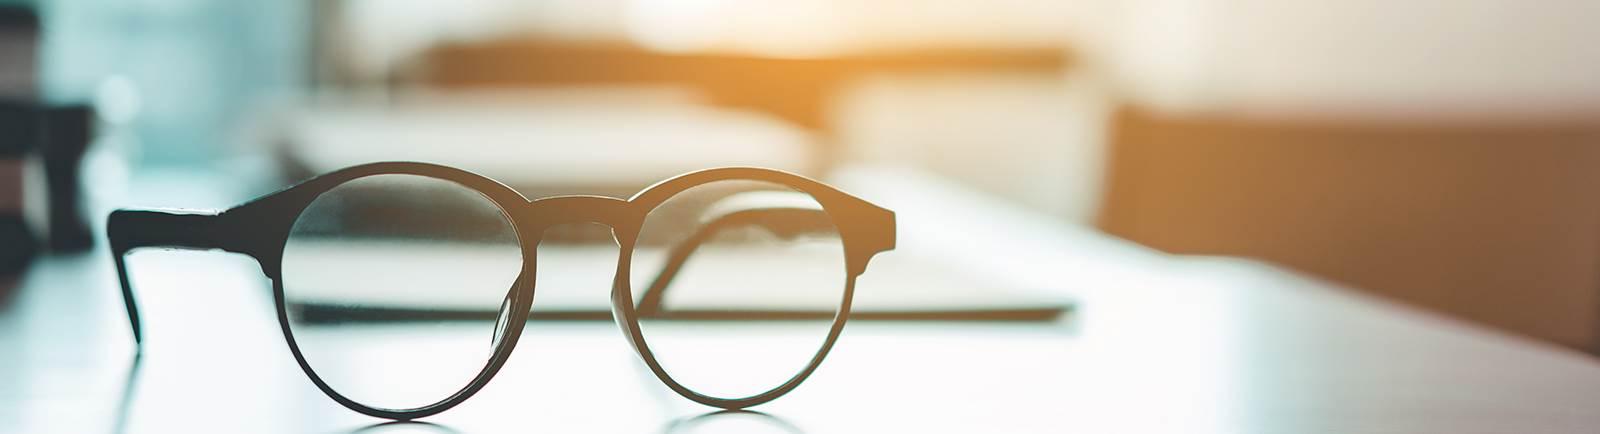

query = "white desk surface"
3;166;1600;433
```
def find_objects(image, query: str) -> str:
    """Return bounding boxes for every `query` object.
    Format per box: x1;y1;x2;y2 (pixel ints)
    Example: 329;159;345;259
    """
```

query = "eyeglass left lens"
280;173;522;411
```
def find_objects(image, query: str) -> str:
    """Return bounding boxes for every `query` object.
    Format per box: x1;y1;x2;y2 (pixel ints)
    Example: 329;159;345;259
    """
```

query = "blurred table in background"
410;40;1070;135
3;166;1600;433
321;0;1077;140
274;90;820;197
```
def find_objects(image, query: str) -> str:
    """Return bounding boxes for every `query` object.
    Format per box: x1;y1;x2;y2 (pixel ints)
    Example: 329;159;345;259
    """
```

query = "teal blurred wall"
34;0;308;165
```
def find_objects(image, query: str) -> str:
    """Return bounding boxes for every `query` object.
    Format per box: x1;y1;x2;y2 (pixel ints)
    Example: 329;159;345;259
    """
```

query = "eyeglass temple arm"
633;207;834;317
107;209;226;348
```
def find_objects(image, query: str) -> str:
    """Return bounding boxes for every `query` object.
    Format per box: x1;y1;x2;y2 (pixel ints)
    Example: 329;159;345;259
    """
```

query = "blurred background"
3;0;1600;355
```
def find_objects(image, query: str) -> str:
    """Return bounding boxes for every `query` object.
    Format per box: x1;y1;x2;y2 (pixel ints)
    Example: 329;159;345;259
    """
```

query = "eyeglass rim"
270;164;535;420
249;162;893;419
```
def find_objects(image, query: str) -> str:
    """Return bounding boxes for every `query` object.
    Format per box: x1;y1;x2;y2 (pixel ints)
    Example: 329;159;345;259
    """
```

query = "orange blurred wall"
1099;108;1600;352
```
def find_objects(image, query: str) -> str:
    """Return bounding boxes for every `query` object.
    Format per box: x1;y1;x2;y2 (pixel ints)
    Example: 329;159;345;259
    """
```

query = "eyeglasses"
108;162;895;420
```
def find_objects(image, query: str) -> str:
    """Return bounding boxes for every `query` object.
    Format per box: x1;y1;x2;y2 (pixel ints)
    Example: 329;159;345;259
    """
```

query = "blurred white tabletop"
3;166;1600;434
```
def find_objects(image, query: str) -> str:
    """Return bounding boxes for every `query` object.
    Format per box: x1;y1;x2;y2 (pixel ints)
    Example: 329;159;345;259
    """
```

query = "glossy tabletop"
3;166;1599;433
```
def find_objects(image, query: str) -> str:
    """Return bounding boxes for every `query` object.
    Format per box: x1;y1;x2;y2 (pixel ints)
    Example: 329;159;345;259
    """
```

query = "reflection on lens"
630;180;846;399
282;174;522;410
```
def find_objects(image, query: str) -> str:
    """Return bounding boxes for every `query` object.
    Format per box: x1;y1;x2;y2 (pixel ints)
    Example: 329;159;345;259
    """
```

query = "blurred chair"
1;6;93;280
1098;108;1600;352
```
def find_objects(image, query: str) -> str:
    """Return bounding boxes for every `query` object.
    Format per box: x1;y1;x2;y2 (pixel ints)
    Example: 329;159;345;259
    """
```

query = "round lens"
629;179;847;400
281;173;523;410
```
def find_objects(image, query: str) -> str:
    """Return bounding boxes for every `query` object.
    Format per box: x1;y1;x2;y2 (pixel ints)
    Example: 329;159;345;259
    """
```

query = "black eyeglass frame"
107;161;896;420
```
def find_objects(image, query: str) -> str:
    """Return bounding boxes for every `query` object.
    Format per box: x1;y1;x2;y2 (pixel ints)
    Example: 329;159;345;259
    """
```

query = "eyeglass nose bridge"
515;195;642;241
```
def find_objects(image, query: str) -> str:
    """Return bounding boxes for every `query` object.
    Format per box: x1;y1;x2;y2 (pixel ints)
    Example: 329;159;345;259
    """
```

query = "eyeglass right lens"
280;173;523;411
630;179;849;400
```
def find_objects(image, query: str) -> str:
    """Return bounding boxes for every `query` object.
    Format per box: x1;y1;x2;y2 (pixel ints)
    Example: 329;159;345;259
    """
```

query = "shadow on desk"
344;421;460;434
659;410;804;434
113;357;807;434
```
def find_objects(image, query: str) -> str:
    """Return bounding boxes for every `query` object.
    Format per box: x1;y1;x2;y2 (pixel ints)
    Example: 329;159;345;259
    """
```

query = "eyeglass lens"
281;173;523;411
629;179;847;399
